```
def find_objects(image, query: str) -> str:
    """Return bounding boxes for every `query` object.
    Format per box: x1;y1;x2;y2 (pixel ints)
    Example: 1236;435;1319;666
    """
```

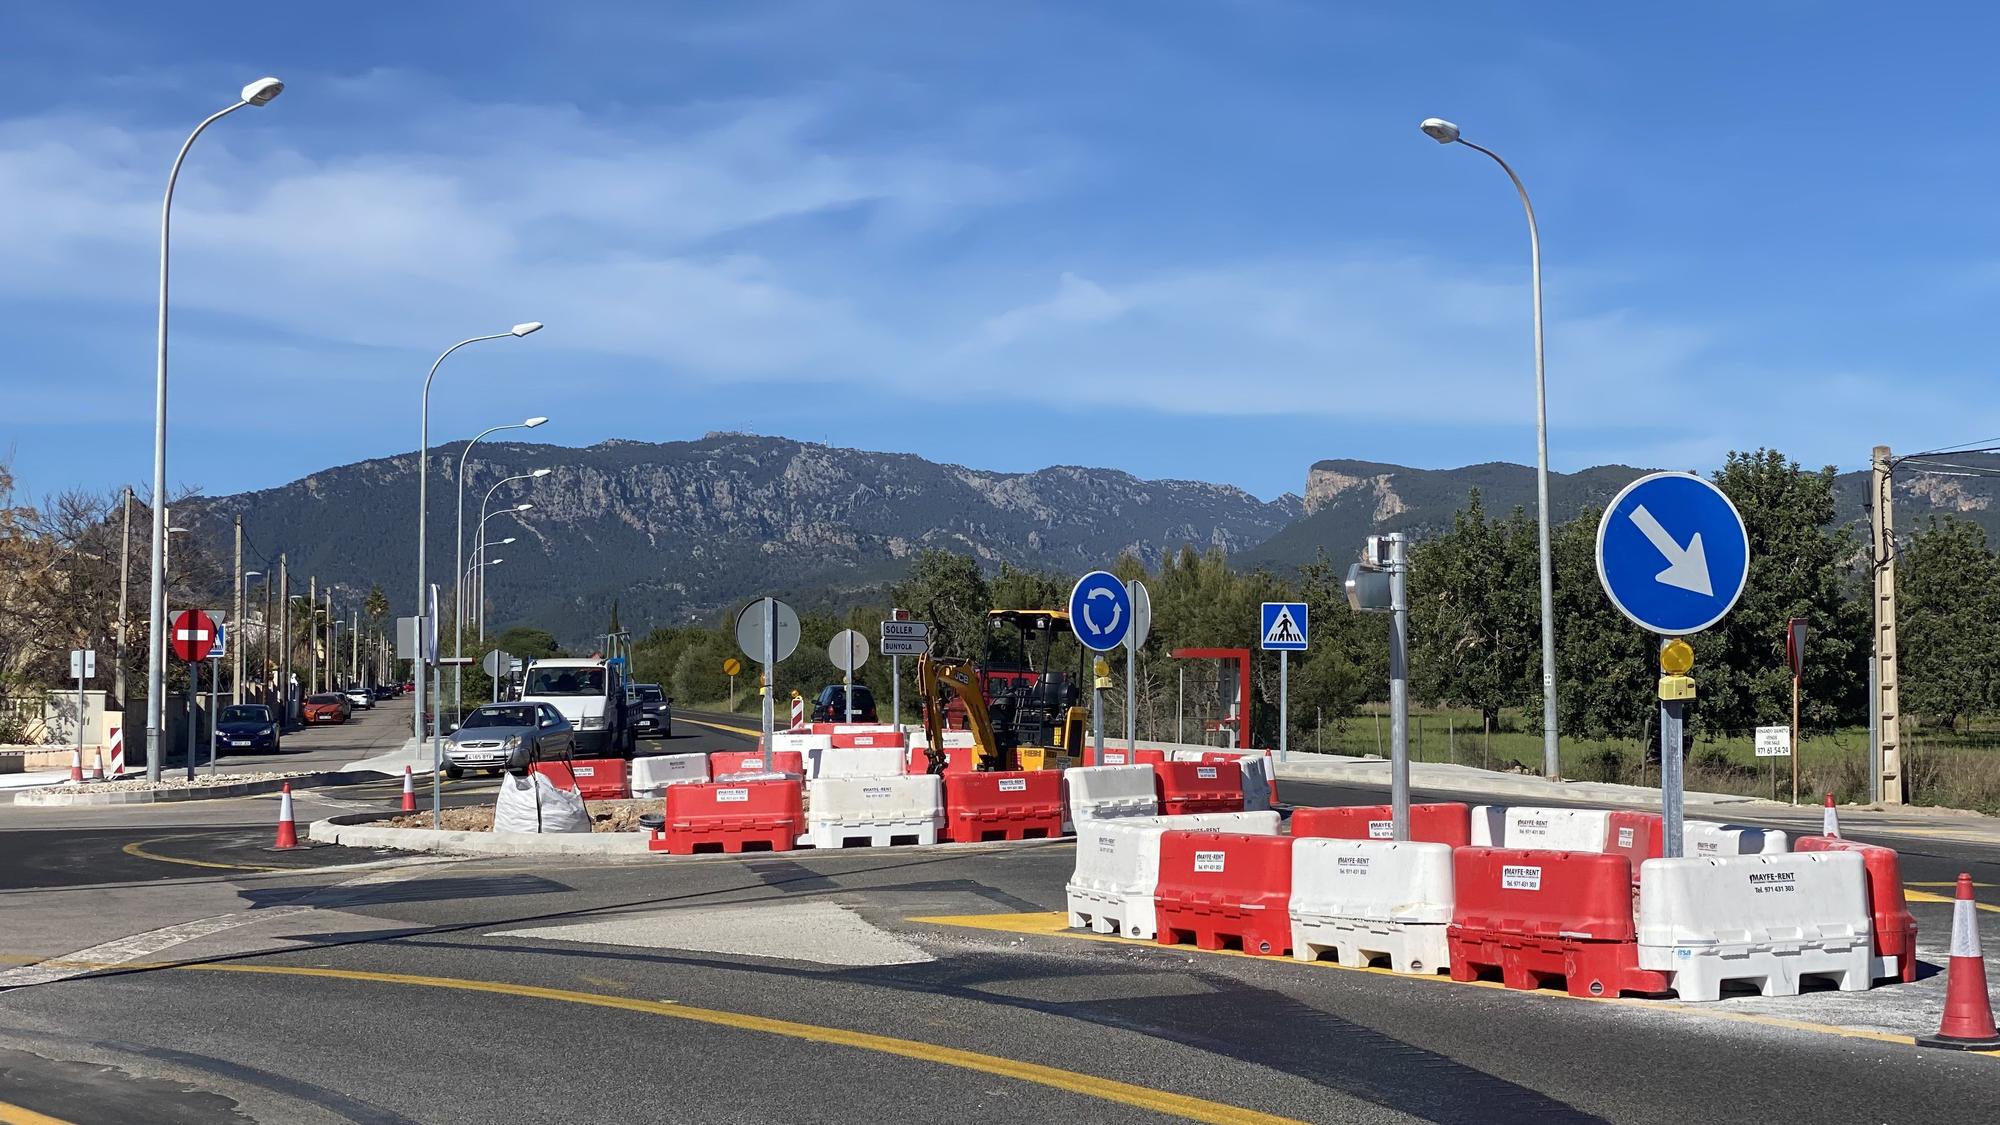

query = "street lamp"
475;504;536;640
145;77;285;782
413;322;542;745
453;415;549;710
475;469;549;634
1419;116;1560;781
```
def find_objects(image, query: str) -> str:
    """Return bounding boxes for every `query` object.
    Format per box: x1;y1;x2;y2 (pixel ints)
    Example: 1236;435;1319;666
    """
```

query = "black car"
631;682;673;740
812;684;878;724
214;704;281;753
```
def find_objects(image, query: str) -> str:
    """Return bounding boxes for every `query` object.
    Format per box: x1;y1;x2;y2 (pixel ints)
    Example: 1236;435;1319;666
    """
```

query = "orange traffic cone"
274;782;301;849
401;765;417;812
67;747;84;784
1917;873;2000;1050
90;751;105;781
1822;793;1839;838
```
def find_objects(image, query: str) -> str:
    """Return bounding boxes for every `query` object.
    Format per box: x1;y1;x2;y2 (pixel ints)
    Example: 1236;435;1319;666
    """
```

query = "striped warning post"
107;726;126;777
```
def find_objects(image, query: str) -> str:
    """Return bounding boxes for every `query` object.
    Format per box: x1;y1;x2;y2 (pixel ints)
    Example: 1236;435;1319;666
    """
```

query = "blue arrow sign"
1596;472;1750;636
1068;570;1132;652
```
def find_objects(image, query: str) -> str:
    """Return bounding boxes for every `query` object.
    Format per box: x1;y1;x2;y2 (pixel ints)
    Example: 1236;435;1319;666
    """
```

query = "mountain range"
178;436;2000;643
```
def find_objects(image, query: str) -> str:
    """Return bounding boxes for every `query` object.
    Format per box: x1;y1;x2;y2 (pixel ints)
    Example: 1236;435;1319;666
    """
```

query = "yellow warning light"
1660;639;1694;675
1093;657;1111;679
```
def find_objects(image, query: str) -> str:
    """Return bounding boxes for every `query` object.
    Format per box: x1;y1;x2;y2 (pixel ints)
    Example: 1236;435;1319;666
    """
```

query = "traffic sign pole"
762;597;775;772
185;660;198;782
1660;639;1685;858
1278;651;1288;763
845;630;854;723
1387;534;1410;841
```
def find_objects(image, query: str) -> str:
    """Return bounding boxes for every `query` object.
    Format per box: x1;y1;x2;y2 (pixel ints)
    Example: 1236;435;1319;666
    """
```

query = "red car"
302;693;348;725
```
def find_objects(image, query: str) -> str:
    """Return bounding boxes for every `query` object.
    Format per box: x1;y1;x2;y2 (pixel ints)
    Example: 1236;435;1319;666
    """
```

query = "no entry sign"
170;609;218;662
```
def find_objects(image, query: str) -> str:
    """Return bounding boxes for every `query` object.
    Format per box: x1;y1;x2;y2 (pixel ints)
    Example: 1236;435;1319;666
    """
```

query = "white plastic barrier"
630;753;710;795
771;732;833;753
1637;851;1872;1002
1470;804;1504;846
1683;821;1788;857
1290;838;1454;974
1063;765;1159;827
1066;811;1282;939
807;774;944;848
908;730;977;750
1473;806;1610;851
815;746;907;780
1235;753;1274;813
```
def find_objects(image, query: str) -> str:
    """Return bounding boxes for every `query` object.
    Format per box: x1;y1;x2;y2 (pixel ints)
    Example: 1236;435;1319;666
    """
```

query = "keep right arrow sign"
1596;472;1750;636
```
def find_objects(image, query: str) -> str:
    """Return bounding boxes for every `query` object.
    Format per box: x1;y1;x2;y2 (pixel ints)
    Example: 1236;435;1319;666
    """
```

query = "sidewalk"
1275;752;2000;846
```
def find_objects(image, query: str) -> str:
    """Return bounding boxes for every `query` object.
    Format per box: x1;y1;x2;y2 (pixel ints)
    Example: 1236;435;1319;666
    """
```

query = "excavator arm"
917;653;1000;773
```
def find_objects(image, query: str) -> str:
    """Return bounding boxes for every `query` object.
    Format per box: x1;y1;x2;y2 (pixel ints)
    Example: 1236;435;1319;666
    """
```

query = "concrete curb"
8;771;377;808
1275;754;1769;811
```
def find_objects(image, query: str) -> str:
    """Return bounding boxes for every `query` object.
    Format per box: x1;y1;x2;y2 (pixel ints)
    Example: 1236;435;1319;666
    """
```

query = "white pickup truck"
519;657;633;758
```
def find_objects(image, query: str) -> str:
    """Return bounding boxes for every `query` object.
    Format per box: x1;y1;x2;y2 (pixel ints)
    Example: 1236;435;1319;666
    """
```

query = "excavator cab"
917;610;1088;772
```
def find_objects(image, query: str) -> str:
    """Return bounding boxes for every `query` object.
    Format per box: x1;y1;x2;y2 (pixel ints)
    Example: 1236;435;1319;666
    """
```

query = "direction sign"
880;621;929;640
829;629;870;673
879;636;929;656
1596;472;1750;636
723;657;742;677
1261;602;1309;651
170;609;217;662
1068;570;1131;652
734;598;801;665
1754;726;1792;758
1125;580;1151;652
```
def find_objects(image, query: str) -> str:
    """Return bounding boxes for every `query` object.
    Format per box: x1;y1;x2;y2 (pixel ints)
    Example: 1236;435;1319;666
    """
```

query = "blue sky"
5;1;1999;505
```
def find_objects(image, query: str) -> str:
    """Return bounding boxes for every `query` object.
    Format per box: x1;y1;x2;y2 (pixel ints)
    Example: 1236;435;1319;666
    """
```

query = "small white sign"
1755;726;1792;758
1196;766;1218;780
1193;850;1226;873
1367;819;1393;839
1616;827;1635;848
69;649;97;680
879;636;929;656
880;621;929;639
715;788;750;803
997;778;1027;792
1501;865;1543;891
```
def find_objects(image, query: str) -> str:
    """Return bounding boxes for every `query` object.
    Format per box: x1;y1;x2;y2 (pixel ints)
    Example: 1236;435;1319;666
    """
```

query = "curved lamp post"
453;415;548;707
475;504;536;641
1420;116;1560;782
144;77;284;783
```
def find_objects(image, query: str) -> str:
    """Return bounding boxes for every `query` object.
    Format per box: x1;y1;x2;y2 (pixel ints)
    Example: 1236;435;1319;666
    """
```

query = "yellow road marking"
1905;889;2000;914
909;912;2000;1058
178;963;1307;1125
0;1100;74;1125
679;716;762;738
120;838;289;873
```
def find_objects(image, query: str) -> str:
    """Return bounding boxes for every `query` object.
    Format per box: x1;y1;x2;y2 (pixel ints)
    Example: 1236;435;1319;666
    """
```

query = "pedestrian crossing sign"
1260;602;1308;651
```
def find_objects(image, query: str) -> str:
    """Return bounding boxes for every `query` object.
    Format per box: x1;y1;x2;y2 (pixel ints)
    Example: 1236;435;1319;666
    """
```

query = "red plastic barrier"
527;761;578;792
1603;810;1664;882
943;771;1064;842
1154;761;1244;815
1201;751;1280;805
1290;802;1470;847
1154;832;1295;956
708;749;804;777
565;758;631;801
906;743;978;775
650;778;802;855
1447;847;1667;998
831;730;906;749
1795;835;1919;983
1085;747;1165;768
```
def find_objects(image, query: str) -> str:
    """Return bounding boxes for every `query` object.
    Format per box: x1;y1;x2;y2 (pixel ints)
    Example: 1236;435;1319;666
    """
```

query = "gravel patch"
381;799;654;834
12;770;315;798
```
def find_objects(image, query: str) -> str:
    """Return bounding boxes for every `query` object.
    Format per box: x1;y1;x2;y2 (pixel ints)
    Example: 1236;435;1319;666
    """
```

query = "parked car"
445;702;575;778
371;685;396;701
344;686;375;711
302;693;348;725
812;683;878;723
401;680;415;693
214;704;280;753
631;682;673;740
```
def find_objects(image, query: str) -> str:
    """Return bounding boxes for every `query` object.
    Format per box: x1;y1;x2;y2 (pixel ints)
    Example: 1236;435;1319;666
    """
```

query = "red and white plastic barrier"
814;746;907;780
709;749;804;778
1447;848;1667;998
1637;852;1873;1001
944;771;1063;842
1795;835;1918;982
1066;812;1280;939
1291;802;1471;848
1290;838;1454;974
651;778;802;855
1153;761;1244;816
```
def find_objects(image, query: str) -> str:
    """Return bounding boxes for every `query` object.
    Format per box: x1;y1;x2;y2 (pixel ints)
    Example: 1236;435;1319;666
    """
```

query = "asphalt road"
0;709;1995;1124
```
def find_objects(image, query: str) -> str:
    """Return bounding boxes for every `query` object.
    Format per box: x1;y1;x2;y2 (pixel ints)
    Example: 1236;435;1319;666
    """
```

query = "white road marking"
495;901;936;967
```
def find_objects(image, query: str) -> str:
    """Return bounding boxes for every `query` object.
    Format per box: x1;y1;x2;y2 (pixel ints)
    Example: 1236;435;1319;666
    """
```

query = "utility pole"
324;592;335;690
351;609;359;687
231;515;244;704
277;558;290;725
305;576;316;694
116;487;131;709
1872;445;1905;805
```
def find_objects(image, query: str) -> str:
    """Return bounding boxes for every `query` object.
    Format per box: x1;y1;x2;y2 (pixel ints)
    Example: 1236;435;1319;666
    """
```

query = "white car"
343;687;375;711
520;658;630;757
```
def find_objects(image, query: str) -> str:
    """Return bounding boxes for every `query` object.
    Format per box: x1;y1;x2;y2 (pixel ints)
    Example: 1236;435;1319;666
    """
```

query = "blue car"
215;704;281;753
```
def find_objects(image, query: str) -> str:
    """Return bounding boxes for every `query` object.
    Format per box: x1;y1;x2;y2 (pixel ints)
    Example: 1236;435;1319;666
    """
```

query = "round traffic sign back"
735;598;801;665
828;629;870;673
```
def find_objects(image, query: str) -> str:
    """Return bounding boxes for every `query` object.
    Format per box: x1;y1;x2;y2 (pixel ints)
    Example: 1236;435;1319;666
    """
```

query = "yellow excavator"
916;609;1088;773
